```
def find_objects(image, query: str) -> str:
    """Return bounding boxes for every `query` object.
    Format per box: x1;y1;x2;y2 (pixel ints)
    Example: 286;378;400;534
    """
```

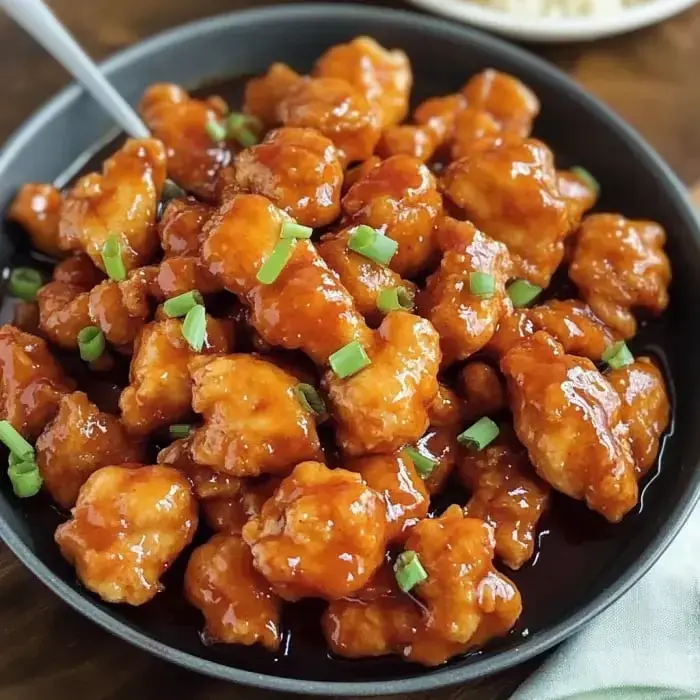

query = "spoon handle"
1;0;149;138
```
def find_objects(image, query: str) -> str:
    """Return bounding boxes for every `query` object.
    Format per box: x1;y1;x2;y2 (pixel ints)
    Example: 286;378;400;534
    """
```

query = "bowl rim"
1;3;699;695
406;0;700;42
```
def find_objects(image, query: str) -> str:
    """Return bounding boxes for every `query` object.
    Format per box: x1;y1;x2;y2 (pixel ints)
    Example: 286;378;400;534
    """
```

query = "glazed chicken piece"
569;214;671;339
317;227;417;326
242;461;387;600
232;127;344;227
243;62;303;128
202;193;372;365
36;280;91;350
501;332;638;522
55;465;198;605
119;316;232;435
419;218;513;365
459;361;507;422
412;426;459;496
8;183;64;257
427;384;464;428
375;125;438;163
36;391;145;509
188;354;321;477
11;302;41;337
324;311;440;456
442;138;570;286
150;256;223;301
458;428;550;570
343;156;382;193
0;325;73;438
59;138;166;272
53;254;104;288
413;93;467;147
277;76;382;164
608;358;671;478
313;36;412;128
185;534;281;650
158;197;214;257
450;109;502;161
342;155;443;278
558;169;599;227
347;453;429;543
140;84;231;201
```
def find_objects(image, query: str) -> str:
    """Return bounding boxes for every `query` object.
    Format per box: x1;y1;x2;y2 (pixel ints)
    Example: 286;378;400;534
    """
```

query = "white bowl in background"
405;0;700;42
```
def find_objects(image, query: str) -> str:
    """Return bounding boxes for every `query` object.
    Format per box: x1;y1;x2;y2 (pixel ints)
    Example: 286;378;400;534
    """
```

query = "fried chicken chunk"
569;214;671;339
348;453;429;543
59;139;166;271
232;127;343;227
557;169;599;227
459;361;507;422
419;218;512;364
342;155;443;278
55;465;198;605
185;534;281;650
202;193;372;364
243;461;387;600
376;125;437;163
243;63;303;129
313;36;412;128
413;93;467;146
442;138;570;286
158;197;214;257
36;280;91;350
458;429;550;570
119;317;231;435
324;311;440;456
0;325;72;438
501;332;638;522
608;358;670;478
414;426;459;496
8;183;64;257
140;84;231;201
189;354;320;477
36;392;144;509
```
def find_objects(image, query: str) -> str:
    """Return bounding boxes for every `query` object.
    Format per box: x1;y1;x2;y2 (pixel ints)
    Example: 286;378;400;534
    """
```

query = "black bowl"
0;4;699;695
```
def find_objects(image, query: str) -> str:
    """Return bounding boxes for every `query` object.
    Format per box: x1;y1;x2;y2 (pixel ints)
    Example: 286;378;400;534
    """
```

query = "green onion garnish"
163;290;204;318
8;459;42;498
602;341;634;370
77;326;105;363
469;271;496;298
280;222;313;240
8;267;42;302
182;304;207;352
507;279;543;308
347;225;398;267
377;286;414;314
0;421;34;461
226;113;261;147
206;119;227;142
169;424;192;439
101;235;127;282
570;166;600;196
295;383;327;418
403;446;436;477
393;550;428;593
458;417;500;451
329;340;371;379
256;239;297;285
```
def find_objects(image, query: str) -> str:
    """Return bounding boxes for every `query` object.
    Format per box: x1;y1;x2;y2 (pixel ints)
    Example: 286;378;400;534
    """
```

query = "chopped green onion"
161;180;187;203
256;239;297;285
169;424;192;439
458;417;500;451
377;286;414;314
329;340;371;379
295;383;327;418
602;341;634;370
347;225;398;267
163;290;204;318
0;421;33;461
182;304;207;352
206;119;227;142
507;279;542;308
226;113;261;147
570;166;600;196
403;446;436;478
469;271;496;298
77;326;105;363
7;459;42;498
393;550;428;593
281;222;313;240
101;235;126;282
9;267;42;301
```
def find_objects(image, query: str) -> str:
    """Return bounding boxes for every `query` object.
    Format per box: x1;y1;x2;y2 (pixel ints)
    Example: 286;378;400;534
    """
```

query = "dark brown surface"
0;1;699;698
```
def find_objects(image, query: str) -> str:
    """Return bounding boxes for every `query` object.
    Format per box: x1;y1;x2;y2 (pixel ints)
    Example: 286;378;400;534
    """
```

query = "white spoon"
1;0;150;139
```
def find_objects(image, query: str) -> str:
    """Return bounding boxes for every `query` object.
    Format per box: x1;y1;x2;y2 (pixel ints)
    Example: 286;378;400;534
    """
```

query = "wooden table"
1;2;699;699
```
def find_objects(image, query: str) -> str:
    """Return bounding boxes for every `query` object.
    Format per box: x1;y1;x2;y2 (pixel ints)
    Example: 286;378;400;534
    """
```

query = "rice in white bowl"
467;0;651;17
